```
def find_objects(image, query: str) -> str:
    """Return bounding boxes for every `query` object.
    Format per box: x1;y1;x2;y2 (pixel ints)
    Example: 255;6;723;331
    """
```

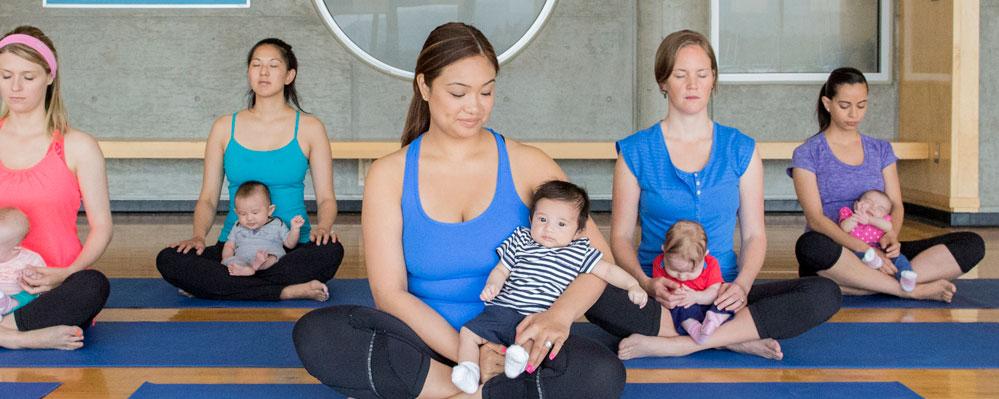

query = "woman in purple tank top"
293;23;625;398
790;67;984;302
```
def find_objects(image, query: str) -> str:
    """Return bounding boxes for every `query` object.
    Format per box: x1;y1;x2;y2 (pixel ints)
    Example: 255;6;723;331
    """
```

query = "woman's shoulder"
504;134;562;180
618;122;660;146
62;128;102;157
714;122;755;143
367;145;408;185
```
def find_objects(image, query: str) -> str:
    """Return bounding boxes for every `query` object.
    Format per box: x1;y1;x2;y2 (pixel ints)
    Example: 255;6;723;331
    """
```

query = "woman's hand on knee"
20;266;70;294
880;234;901;258
515;311;571;371
171;237;206;255
715;283;748;312
309;227;337;245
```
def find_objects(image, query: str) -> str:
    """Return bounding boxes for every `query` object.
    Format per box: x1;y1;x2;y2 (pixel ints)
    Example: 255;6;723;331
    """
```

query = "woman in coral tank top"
0;26;111;350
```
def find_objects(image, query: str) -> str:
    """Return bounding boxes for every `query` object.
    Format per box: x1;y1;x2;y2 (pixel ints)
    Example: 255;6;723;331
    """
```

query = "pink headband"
0;34;58;78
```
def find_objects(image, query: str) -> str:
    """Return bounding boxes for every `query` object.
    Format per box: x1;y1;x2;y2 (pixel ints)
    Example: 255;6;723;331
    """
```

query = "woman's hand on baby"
515;310;572;371
648;277;681;307
627;286;649;308
20;266;70;294
880;233;901;258
478;342;506;383
674;286;697;308
171;237;206;255
309;227;338;245
479;284;500;301
874;249;898;276
290;215;306;229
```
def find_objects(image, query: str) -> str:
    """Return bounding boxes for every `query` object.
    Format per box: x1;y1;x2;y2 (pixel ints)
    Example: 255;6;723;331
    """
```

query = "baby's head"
529;181;589;248
233;181;274;230
853;190;892;219
661;220;708;281
0;208;30;262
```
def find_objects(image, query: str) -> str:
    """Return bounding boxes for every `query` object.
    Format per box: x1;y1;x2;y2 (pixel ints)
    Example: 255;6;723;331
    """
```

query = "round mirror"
313;0;557;79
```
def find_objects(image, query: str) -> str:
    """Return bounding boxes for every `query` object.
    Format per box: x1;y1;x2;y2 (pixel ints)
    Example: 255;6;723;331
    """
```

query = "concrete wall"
2;0;903;205
980;1;999;212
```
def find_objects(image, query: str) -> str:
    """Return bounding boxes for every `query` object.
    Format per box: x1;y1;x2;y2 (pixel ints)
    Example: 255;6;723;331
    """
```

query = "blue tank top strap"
229;112;238;141
293;111;300;140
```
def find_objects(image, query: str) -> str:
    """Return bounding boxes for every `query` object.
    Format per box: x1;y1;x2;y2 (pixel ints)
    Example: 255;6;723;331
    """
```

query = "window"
313;0;556;79
710;0;891;83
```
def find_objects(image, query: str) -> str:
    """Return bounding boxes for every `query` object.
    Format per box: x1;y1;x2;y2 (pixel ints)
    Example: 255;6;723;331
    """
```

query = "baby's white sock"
505;344;530;378
451;361;480;394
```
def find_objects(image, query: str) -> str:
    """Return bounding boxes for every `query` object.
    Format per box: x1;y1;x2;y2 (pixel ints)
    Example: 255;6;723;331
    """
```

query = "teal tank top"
220;111;310;243
402;130;531;330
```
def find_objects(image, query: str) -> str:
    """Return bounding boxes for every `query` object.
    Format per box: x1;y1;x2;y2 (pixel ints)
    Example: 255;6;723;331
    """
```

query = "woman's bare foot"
3;326;84;350
906;279;957;302
725;338;783;360
280;280;329;301
618;334;697;360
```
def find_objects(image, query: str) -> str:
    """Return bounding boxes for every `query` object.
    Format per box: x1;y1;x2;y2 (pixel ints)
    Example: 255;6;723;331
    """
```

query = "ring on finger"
544;340;553;349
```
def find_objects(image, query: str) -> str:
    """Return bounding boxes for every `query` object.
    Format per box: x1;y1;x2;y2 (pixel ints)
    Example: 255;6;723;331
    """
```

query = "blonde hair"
0;207;30;244
0;26;69;135
662;220;708;272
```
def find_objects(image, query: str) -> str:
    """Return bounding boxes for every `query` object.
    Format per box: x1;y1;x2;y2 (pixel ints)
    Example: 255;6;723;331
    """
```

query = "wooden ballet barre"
96;140;932;161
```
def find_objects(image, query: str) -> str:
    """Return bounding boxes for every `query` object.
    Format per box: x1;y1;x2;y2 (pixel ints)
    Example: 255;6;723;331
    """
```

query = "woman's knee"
948;232;986;273
795;232;842;277
155;247;182;276
802;276;842;321
68;269;110;305
552;336;624;398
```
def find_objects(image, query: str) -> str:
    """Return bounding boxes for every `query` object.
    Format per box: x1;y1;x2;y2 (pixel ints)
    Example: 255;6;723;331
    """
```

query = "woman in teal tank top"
293;23;624;398
156;38;343;301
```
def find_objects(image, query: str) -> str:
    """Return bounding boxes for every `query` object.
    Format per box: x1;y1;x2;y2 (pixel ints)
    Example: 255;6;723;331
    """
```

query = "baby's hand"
290;215;306;228
852;212;869;225
676;286;697;308
479;284;500;302
627;286;649;309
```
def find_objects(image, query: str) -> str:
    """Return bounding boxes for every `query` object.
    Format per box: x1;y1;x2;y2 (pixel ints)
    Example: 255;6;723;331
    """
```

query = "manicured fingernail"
549;352;556;360
527;364;536;374
501;346;506;353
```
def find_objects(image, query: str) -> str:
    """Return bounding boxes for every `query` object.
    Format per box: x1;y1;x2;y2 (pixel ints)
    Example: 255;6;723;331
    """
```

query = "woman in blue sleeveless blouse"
586;30;841;360
293;23;624;398
156;38;343;301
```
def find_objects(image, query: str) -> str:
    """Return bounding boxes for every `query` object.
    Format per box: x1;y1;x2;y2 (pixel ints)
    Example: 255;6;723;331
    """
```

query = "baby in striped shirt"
451;181;647;394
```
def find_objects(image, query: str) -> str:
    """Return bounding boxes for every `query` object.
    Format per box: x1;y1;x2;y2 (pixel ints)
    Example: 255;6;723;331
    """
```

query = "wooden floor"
4;213;998;398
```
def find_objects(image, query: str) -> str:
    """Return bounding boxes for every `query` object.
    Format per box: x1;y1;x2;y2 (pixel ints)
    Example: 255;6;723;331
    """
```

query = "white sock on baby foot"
701;311;731;337
451;361;481;394
505;345;530;378
862;248;883;269
900;270;918;293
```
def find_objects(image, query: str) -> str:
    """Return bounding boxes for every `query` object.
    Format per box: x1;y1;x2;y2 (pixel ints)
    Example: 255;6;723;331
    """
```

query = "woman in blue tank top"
585;30;841;361
293;23;624;398
155;38;343;301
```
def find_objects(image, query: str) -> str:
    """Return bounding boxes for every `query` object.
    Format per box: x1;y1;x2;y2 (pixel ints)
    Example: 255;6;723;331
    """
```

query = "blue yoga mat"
105;278;999;309
129;382;920;399
1;321;996;369
105;278;374;308
572;322;999;369
0;382;61;399
0;322;300;368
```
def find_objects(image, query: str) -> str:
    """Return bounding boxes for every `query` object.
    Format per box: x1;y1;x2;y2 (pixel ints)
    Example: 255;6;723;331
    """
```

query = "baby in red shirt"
652;220;733;344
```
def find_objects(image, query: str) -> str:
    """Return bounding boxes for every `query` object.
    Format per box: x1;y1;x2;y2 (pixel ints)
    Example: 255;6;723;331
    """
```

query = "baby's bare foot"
251;250;269;270
280;280;329;301
227;263;257;276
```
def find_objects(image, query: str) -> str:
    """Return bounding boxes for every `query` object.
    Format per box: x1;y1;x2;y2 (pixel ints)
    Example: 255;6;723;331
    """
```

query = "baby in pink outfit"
0;208;44;315
838;190;917;292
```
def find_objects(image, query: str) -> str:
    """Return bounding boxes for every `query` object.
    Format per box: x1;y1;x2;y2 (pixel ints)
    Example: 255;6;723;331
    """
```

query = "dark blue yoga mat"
0;322;300;368
840;279;999;308
105;278;999;309
0;382;61;399
571;322;999;369
1;321;996;369
129;382;921;399
105;278;374;308
621;382;921;399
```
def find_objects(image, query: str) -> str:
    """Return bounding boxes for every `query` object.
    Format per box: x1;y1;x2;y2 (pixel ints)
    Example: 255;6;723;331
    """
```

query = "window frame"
709;0;892;84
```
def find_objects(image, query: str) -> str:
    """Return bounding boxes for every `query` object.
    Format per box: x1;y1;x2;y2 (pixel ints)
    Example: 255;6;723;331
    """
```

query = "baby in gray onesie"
222;181;304;276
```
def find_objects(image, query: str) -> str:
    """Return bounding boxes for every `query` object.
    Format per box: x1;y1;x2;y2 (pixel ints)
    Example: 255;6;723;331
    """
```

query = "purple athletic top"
787;133;897;226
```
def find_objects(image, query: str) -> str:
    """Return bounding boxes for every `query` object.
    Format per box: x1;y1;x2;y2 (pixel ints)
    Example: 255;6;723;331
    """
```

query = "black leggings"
13;269;110;331
293;305;625;399
796;231;985;277
586;277;841;341
156;240;343;301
